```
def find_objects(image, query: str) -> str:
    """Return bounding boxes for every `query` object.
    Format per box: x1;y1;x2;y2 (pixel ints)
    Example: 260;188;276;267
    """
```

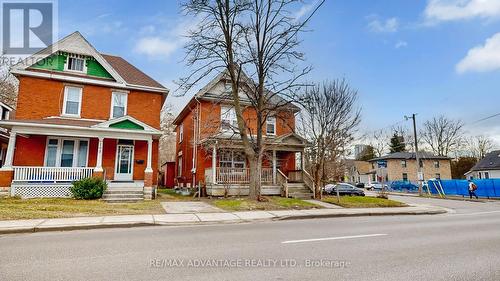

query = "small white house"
465;150;500;179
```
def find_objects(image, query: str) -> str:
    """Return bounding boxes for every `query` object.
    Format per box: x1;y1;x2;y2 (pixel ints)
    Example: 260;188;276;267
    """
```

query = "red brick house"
172;72;313;198
0;32;168;200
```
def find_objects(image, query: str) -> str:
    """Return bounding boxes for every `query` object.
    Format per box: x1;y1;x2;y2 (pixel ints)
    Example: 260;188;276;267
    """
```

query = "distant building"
345;159;373;184
368;152;451;182
354;144;369;160
465;150;500;180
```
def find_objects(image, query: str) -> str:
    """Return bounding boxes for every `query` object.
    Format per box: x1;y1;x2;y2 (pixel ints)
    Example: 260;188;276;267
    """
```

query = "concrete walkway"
0;204;449;234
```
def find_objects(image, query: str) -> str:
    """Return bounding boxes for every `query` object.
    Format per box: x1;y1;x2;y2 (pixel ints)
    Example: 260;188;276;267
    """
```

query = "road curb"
0;207;449;235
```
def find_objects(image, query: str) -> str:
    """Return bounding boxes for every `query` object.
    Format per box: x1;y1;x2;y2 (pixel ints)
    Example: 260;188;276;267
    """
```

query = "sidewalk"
0;204;449;234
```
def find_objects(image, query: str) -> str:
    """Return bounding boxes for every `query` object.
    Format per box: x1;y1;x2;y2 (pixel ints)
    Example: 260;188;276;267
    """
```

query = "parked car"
366;182;388;190
325;183;365;196
390;181;418;192
355;182;365;189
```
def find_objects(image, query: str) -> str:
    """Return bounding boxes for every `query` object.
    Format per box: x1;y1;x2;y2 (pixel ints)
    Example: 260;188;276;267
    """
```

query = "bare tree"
0;58;18;108
159;103;177;166
368;130;389;157
180;0;324;199
420;115;464;156
299;80;361;198
464;135;494;160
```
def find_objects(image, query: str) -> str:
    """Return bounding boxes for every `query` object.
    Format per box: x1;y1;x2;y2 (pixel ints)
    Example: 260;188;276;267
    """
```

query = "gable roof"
469;150;500;171
11;31;168;93
92;115;161;133
173;70;300;125
369;151;450;162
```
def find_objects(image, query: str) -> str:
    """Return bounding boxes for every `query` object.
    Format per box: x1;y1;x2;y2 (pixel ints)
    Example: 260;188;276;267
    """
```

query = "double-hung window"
65;56;86;73
434;160;440;168
266;116;276;136
63;86;82;117
401;160;407;168
111;92;127;119
179;123;184;143
220;106;238;132
45;138;89;167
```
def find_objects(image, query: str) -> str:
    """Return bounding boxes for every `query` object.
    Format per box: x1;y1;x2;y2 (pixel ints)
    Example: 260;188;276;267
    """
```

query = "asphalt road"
1;196;500;281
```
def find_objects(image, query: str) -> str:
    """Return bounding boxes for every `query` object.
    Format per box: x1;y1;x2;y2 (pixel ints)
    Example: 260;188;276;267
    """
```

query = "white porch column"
1;131;16;170
145;138;153;173
94;137;104;172
212;145;217;184
272;149;277;184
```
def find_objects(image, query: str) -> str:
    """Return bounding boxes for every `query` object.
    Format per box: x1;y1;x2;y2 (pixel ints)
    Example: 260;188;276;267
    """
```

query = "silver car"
366;181;388;190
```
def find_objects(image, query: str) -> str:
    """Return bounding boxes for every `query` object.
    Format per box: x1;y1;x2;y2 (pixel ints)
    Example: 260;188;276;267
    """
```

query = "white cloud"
424;0;500;23
367;17;399;33
456;32;500;73
293;0;320;20
134;18;199;60
395;40;408;49
134;37;179;59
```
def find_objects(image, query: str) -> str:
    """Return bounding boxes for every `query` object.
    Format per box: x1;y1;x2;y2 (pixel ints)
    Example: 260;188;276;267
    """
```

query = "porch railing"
211;167;274;184
13;167;94;183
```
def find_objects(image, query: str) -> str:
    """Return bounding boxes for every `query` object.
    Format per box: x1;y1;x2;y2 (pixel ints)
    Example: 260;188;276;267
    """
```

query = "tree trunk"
313;162;322;199
248;155;262;200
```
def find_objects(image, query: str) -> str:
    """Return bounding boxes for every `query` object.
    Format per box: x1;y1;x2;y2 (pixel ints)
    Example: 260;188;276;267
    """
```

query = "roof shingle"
101;54;166;90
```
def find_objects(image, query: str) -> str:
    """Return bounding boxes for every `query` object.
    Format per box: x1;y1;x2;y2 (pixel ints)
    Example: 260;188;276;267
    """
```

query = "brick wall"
16;76;162;129
386;159;452;181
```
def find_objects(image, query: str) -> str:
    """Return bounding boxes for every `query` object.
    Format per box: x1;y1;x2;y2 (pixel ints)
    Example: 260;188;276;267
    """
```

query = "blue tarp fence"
388;179;500;198
427;179;500;198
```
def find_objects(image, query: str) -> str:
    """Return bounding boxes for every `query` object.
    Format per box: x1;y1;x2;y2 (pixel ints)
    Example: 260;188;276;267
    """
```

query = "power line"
468;112;500;125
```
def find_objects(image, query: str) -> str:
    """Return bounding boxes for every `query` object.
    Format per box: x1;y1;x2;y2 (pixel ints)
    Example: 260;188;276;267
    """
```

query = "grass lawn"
212;196;321;211
156;188;195;201
0;197;166;220
322;196;407;208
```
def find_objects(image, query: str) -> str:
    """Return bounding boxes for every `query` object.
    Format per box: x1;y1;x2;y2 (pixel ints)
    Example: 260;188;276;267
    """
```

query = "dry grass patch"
322;196;407;208
0;197;164;220
212;196;321;211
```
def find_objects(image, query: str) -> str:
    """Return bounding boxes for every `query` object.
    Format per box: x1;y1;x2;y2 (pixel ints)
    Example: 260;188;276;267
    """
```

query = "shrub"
70;177;107;200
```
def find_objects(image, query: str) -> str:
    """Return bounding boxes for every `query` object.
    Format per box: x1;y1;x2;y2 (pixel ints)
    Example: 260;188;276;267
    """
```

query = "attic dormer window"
65;55;86;73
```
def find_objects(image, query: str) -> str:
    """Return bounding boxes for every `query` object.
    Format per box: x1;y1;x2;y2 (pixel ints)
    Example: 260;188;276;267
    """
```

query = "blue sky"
56;0;500;145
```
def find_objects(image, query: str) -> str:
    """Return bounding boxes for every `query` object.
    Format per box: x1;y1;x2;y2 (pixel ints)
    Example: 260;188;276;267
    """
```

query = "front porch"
198;133;315;198
0;116;160;200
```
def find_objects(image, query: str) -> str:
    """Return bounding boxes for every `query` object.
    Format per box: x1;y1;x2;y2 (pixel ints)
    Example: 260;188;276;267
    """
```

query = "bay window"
219;150;246;169
45;138;89;167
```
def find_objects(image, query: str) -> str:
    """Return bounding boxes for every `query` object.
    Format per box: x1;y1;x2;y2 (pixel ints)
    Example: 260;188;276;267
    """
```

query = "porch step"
102;185;144;202
102;193;144;199
103;198;144;203
287;183;314;199
288;192;314;199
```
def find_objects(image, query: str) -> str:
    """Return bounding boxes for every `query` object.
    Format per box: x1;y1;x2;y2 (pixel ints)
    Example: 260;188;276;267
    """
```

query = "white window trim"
110;91;128;119
266;116;276;136
43;137;90;167
220;106;238;132
179;123;184;143
177;156;183;177
64;55;87;74
62;86;83;117
219;150;246;169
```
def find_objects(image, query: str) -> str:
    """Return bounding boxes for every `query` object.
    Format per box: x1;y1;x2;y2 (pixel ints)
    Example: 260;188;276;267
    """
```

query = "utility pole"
405;114;422;196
